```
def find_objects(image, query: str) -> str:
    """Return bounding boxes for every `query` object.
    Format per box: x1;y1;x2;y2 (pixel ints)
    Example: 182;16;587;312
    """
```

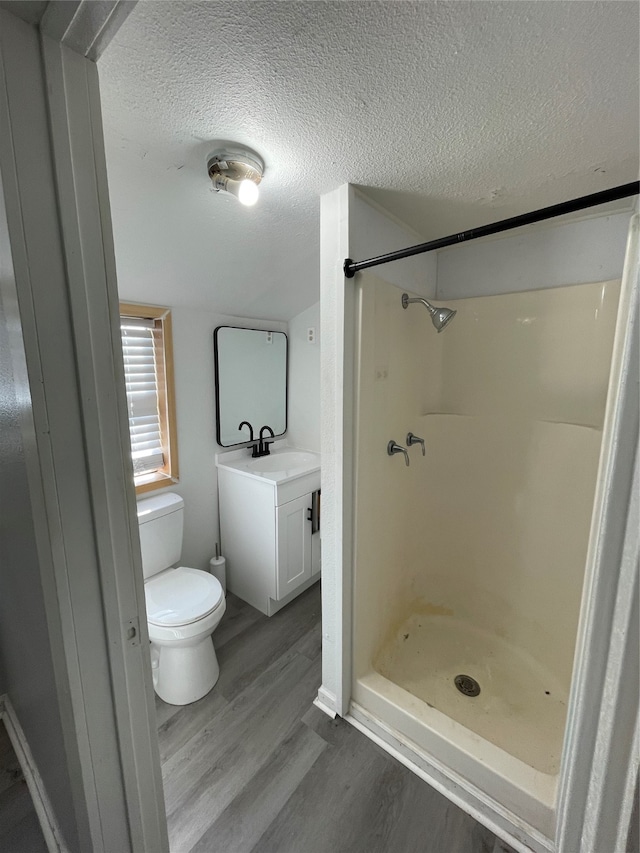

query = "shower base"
375;613;567;775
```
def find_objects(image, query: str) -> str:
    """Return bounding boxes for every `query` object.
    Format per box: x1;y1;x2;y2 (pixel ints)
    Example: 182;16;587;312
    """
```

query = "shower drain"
454;674;481;697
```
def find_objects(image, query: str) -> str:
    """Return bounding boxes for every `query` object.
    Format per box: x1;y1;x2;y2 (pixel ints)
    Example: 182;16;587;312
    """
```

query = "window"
120;303;179;495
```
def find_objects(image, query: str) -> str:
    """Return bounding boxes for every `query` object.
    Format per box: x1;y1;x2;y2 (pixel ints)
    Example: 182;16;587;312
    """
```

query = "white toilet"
137;492;226;706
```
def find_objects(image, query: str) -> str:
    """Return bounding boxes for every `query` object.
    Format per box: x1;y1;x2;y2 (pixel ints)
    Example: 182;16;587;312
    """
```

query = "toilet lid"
145;567;224;627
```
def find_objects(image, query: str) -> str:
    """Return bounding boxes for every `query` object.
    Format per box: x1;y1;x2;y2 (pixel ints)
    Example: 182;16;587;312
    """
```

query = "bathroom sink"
216;445;320;484
246;451;317;473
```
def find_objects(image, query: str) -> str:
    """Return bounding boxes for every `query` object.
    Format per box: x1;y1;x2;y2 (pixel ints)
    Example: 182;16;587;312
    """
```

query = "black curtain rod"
343;181;639;279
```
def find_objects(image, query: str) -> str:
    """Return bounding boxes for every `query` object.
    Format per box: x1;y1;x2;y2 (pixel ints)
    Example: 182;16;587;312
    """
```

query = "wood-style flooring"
0;721;47;853
156;584;515;853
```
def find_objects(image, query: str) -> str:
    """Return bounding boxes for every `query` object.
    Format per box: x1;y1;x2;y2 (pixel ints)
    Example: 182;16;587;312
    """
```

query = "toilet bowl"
146;565;225;705
137;493;226;705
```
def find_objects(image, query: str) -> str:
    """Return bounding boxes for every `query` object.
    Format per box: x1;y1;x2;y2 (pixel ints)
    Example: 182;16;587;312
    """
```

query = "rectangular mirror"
214;326;288;447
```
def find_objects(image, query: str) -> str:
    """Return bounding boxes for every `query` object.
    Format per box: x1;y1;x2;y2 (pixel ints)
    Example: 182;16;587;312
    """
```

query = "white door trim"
41;34;169;852
556;215;639;853
0;6;168;851
319;185;355;716
41;0;136;61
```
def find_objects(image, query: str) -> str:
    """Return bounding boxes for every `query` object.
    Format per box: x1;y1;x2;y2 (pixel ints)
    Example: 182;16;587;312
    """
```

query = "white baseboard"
314;686;338;718
0;694;69;853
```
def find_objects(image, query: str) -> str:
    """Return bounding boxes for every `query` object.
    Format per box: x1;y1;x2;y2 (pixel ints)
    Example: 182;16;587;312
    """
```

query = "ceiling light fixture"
207;148;263;207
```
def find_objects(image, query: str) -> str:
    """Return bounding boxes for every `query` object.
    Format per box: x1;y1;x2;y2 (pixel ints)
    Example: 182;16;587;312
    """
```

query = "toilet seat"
145;566;224;627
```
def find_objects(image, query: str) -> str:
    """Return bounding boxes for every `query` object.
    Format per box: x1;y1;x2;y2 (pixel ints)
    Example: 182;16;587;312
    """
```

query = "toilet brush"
209;542;227;594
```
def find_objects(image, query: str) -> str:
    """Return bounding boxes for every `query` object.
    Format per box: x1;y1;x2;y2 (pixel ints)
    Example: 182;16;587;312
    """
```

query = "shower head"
401;293;457;332
430;305;457;332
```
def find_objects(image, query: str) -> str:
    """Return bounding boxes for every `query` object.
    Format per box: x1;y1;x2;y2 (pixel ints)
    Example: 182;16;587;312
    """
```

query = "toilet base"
151;636;220;705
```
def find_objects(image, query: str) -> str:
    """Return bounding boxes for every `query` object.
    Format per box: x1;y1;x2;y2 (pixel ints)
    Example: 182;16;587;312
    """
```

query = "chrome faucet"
406;432;425;456
387;440;410;466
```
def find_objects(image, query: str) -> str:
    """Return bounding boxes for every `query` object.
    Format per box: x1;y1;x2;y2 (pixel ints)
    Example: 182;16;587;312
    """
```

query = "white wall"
351;189;437;298
436;211;631;299
118;293;324;571
287;301;321;452
319;186;435;711
120;297;286;571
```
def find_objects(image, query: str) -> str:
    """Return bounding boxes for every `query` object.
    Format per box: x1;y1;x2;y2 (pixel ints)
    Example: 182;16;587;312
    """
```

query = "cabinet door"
276;494;312;599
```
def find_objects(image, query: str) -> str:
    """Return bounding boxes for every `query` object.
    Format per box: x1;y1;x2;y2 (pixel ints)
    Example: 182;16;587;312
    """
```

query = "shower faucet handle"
387;441;410;467
406;432;426;456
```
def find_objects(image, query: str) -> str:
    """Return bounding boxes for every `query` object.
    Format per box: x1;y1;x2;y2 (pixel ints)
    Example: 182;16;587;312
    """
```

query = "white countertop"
215;443;321;485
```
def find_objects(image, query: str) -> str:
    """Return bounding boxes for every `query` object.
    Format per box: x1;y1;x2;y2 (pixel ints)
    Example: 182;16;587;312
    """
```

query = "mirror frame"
214;325;288;447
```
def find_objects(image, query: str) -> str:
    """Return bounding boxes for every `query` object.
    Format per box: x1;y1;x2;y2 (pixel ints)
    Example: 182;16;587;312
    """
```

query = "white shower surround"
351;275;620;845
318;186;639;852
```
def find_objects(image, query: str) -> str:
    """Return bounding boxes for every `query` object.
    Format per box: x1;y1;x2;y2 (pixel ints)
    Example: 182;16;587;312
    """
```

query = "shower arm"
402;294;437;315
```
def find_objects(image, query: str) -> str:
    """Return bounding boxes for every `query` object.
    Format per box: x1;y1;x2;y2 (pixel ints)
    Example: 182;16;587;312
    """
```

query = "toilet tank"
136;492;184;580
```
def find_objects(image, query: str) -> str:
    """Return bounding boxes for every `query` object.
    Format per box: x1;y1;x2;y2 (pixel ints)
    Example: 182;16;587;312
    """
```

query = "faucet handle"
406;432;426;456
387;440;410;467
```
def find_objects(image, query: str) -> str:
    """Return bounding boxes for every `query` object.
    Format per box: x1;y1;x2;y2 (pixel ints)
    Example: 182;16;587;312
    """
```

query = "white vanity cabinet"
216;448;321;616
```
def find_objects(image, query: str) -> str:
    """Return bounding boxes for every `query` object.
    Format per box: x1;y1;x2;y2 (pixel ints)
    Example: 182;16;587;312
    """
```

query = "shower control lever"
406;432;425;456
387;441;410;466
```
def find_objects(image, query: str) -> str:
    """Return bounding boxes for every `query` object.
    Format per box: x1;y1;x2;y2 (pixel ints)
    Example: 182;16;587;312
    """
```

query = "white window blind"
121;317;165;476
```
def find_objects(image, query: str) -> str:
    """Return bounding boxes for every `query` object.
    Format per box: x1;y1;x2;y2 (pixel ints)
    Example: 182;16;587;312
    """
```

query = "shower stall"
318;184;639;853
351;273;621;840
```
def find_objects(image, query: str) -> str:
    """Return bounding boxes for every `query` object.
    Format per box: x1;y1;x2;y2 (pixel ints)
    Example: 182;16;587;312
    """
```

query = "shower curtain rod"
343;181;639;278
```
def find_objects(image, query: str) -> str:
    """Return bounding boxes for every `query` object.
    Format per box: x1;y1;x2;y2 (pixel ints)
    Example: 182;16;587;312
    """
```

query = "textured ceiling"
99;1;639;320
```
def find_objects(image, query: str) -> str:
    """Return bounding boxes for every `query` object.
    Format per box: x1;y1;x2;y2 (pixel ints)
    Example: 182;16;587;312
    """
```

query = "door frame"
0;3;168;850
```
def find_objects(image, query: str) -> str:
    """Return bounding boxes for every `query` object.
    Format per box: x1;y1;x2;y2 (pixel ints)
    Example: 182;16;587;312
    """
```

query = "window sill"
134;472;177;496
